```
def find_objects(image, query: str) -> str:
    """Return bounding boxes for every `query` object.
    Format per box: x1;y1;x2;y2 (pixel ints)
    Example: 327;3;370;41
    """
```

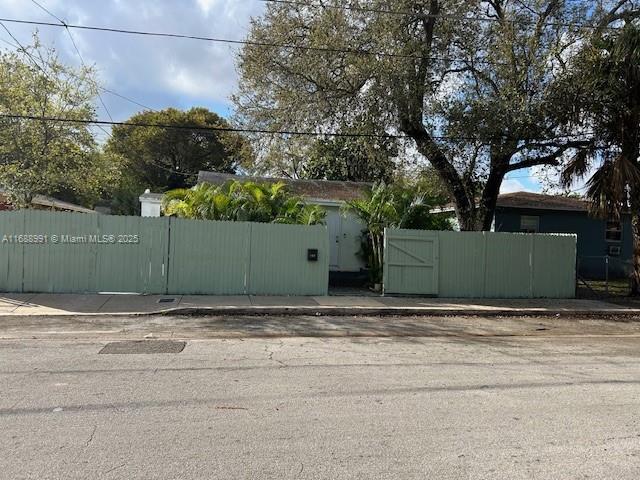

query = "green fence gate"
383;229;577;298
0;211;329;296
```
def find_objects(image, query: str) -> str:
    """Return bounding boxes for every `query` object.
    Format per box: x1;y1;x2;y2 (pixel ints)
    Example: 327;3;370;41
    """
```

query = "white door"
325;210;341;269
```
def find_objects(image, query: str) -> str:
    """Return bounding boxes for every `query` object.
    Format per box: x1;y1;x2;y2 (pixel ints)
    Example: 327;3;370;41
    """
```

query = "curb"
158;306;640;318
2;306;640;319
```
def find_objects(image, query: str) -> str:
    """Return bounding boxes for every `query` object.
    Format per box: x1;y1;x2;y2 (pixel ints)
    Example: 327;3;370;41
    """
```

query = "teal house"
494;192;633;279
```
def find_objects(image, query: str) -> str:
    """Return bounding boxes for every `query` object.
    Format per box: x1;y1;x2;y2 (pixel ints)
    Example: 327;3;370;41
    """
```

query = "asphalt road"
1;316;640;479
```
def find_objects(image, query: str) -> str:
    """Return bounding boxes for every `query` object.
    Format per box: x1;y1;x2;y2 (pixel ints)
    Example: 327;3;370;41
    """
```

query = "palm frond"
561;149;591;188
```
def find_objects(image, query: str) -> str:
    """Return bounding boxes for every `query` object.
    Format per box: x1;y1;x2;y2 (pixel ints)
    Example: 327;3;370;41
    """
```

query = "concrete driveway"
1;321;640;479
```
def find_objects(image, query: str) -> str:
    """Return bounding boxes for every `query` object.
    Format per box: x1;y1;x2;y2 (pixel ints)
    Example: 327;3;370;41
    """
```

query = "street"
1;316;640;479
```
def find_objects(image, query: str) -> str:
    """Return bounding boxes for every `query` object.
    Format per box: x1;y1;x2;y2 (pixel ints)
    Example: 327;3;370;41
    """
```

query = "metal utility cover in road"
99;340;186;354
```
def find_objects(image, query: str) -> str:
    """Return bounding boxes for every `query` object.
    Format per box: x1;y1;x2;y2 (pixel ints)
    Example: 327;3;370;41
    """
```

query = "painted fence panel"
483;233;533;298
384;229;576;298
532;235;577;298
0;211;328;296
0;210;25;292
0;211;169;294
437;231;485;298
93;215;169;294
167;219;250;295
22;211;99;293
249;223;329;296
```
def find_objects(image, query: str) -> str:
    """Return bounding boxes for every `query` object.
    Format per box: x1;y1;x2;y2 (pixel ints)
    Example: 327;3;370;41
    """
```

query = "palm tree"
163;180;326;226
344;182;452;285
163;183;232;221
561;24;640;294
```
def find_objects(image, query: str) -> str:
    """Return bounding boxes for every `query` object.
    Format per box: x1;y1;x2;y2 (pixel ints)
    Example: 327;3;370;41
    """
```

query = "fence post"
576;256;580;297
605;255;610;296
165;216;171;295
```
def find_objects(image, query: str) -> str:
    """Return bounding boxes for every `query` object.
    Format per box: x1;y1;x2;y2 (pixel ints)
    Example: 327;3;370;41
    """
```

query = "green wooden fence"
0;210;329;296
384;229;577;298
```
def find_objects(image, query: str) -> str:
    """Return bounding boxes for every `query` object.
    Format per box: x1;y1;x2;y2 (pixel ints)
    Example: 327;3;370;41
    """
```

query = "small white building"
140;172;369;275
139;189;163;218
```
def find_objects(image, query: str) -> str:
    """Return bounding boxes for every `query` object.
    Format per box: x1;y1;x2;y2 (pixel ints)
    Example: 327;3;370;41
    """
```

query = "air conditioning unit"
608;245;621;256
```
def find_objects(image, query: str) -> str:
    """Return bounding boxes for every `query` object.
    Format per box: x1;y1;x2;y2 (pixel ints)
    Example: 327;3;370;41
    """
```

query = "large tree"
235;0;638;230
303;134;397;182
0;37;119;207
106;108;254;193
560;23;640;293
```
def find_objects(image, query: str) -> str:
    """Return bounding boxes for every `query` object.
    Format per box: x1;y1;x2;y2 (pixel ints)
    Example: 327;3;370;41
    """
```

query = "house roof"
432;191;592;214
496;192;589;212
197;171;371;203
31;195;96;213
139;191;164;203
0;189;95;213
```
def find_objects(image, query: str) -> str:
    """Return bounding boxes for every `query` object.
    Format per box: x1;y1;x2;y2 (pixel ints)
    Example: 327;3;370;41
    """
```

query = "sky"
0;0;546;193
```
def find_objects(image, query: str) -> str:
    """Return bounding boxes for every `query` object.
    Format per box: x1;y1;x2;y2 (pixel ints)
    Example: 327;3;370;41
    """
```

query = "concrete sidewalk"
0;293;639;317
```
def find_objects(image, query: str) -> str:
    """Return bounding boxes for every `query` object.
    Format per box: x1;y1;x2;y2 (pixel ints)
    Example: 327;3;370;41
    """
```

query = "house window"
520;215;539;233
605;220;622;242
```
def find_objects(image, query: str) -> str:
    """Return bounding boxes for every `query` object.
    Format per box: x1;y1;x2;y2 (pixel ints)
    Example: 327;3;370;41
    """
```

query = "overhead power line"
0;17;505;64
30;0;115;123
29;0;64;23
28;1;155;115
0;20;112;142
0;113;597;143
0;113;409;138
261;0;617;30
0;23;154;113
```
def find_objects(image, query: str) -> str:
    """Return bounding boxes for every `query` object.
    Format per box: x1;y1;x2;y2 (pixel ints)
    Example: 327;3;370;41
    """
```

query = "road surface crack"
265;342;287;367
85;425;97;448
103;463;126;475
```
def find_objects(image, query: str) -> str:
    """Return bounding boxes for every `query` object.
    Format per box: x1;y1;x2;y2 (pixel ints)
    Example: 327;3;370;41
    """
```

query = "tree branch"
506;140;591;172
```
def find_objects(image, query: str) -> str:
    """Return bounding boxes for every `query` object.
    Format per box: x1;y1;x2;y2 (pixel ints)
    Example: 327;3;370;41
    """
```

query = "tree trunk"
631;212;640;296
476;167;506;231
404;125;479;230
404;123;509;232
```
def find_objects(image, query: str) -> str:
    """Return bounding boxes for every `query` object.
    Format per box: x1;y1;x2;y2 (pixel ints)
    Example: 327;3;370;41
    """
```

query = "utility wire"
0;113;410;138
30;0;114;122
261;0;622;30
0;17;509;65
29;0;64;23
1;18;154;113
1;19;114;141
0;20;108;136
66;32;115;122
0;34;19;49
0;113;598;143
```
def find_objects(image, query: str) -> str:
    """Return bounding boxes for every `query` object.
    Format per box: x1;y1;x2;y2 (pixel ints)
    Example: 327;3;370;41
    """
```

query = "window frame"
520;215;540;234
605;219;623;243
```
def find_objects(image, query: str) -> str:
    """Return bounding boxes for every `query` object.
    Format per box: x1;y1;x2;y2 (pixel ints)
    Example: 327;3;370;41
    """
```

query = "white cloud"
0;0;265;120
196;0;219;15
500;178;529;194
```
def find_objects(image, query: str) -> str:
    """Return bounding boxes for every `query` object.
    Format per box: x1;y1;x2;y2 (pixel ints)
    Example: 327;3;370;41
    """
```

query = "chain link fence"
577;256;634;298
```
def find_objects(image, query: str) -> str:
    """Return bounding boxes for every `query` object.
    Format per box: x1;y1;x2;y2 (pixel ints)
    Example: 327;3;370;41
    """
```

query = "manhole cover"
99;341;186;355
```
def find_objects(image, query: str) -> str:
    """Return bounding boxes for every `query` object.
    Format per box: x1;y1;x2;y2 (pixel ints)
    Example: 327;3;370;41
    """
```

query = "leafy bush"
163;180;326;225
343;182;453;285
